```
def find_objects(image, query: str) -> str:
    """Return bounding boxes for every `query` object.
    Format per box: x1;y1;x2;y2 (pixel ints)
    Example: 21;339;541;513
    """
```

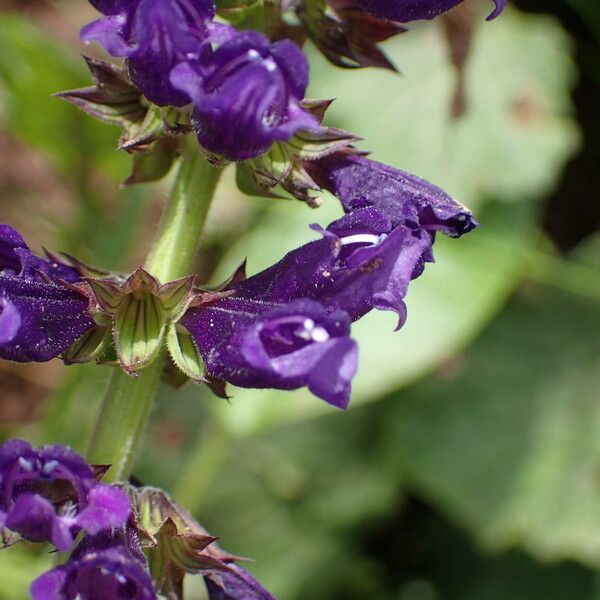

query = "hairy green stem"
87;149;222;481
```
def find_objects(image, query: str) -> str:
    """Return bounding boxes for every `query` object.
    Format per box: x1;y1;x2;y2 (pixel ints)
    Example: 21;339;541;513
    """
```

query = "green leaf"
382;278;600;567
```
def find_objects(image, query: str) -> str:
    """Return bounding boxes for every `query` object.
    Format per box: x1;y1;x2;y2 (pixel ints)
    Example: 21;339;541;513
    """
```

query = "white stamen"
311;326;330;343
18;457;33;472
247;49;260;60
340;233;385;247
42;460;60;475
296;318;329;343
264;59;277;72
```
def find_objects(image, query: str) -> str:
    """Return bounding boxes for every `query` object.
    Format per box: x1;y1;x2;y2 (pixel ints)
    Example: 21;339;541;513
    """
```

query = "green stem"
145;145;221;281
87;148;222;481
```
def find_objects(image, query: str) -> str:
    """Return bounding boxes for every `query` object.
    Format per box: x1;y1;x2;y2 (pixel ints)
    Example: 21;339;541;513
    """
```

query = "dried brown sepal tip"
125;485;241;600
297;0;405;70
58;56;190;177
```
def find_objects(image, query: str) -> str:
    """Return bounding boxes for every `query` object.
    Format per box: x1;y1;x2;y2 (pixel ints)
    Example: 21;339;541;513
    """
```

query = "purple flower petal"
0;277;94;362
205;564;276;600
171;31;318;160
183;299;357;407
30;568;66;600
82;0;216;106
350;0;506;22
227;208;432;325
0;225;93;363
75;485;131;535
81;15;133;56
0;439;130;551
307;154;478;238
5;494;74;550
31;530;157;600
0;298;20;344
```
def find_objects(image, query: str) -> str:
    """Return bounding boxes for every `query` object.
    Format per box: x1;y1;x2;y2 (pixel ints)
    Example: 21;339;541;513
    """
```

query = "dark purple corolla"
0;225;94;362
350;0;506;22
307;153;478;238
224;208;433;325
204;564;275;600
0;225;94;363
171;31;318;160
81;0;216;106
0;440;130;551
182;299;358;409
31;528;156;600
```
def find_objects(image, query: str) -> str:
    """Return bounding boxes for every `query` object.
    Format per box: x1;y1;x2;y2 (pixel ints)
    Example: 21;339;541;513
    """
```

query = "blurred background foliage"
0;0;598;598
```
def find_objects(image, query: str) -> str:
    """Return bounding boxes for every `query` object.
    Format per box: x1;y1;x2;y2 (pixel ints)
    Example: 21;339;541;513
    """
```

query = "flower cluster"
0;440;275;600
79;0;506;160
0;151;475;408
82;0;318;161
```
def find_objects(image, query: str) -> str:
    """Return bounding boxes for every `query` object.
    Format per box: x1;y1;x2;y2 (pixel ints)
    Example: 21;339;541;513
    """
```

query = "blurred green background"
0;0;598;598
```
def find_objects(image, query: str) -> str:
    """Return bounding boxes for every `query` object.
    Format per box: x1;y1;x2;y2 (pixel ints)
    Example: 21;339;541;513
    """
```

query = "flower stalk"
87;146;222;481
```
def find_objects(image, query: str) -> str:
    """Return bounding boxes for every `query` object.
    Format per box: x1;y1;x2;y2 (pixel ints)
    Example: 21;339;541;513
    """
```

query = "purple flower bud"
349;0;506;22
307;154;478;238
205;564;275;600
170;31;319;160
182;299;358;408
31;528;156;600
0;225;94;363
0;439;130;551
82;0;216;106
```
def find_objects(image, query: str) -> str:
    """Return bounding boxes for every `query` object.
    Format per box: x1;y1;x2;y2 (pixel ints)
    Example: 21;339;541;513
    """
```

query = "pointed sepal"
57;57;147;129
85;270;194;374
125;485;237;600
297;0;404;70
62;323;112;365
236;99;361;204
166;323;206;383
123;137;179;186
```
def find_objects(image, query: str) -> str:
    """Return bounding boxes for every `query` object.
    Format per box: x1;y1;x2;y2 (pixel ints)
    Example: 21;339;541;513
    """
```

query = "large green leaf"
382;278;600;566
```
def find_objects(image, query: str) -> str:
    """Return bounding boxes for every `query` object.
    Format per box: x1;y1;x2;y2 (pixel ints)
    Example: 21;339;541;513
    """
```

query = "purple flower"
349;0;506;22
182;299;358;409
227;208;433;325
0;439;130;551
170;31;319;160
81;0;216;106
31;528;156;600
306;154;478;238
204;564;275;600
0;225;94;363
